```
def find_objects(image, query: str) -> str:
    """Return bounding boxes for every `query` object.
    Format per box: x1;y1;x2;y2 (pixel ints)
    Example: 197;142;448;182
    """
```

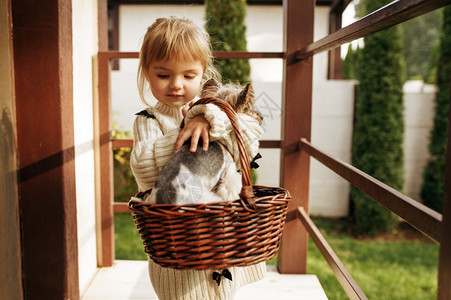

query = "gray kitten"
146;79;262;205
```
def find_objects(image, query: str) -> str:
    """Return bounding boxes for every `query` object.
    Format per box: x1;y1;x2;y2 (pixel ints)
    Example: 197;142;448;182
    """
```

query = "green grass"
115;213;439;299
115;213;147;260
303;217;439;300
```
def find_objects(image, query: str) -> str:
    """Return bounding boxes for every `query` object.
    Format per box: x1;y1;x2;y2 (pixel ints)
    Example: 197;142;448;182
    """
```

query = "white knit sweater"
130;101;266;300
130;101;263;193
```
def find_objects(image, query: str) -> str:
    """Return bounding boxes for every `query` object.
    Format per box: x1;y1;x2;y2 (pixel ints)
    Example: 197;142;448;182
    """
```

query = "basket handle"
189;97;257;209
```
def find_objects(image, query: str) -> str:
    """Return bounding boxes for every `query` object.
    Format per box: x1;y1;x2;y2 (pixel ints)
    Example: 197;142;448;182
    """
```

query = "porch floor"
82;260;328;300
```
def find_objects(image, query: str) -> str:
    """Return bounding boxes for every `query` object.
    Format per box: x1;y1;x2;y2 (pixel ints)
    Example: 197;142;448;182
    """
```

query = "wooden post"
437;78;451;299
278;0;314;274
328;2;343;79
96;52;115;267
94;0;115;268
12;0;79;298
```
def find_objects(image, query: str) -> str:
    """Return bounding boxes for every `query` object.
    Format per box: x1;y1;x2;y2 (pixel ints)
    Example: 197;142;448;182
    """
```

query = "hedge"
350;0;405;236
420;6;451;213
205;0;250;83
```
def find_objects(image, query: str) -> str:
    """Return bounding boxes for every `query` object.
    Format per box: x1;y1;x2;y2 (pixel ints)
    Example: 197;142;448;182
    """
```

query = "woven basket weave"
128;97;291;270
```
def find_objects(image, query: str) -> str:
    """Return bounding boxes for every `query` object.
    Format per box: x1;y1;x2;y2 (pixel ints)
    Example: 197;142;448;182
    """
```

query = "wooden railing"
292;0;451;299
97;0;451;299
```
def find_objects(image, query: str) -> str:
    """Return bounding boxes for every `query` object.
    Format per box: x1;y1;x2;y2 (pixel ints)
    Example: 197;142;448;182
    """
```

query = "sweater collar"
153;101;184;122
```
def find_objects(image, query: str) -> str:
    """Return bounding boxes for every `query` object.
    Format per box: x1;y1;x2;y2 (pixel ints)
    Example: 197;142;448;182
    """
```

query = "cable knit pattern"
130;102;184;192
130;101;266;299
148;260;267;300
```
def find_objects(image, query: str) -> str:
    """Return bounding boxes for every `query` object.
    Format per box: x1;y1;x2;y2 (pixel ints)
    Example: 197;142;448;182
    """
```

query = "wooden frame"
297;207;367;300
96;51;284;266
276;0;314;274
13;0;79;297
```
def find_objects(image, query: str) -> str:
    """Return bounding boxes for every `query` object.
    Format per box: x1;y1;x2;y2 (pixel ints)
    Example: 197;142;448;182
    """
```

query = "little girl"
130;17;266;299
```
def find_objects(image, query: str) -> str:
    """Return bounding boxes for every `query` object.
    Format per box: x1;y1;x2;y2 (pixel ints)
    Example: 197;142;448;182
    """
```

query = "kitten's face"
201;79;263;125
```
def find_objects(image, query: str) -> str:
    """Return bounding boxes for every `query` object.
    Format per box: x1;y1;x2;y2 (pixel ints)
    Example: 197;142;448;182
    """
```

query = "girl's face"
147;59;204;108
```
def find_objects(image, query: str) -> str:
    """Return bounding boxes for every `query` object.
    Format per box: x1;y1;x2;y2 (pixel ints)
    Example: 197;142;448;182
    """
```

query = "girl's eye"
157;74;170;79
185;75;196;79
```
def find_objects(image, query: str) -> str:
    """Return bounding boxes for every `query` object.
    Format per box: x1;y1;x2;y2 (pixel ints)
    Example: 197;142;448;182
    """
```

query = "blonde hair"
137;17;220;105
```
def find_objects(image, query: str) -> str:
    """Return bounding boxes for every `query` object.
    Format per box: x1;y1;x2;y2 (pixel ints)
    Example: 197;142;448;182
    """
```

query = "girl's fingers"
175;128;190;151
175;115;210;152
190;131;200;153
201;130;209;151
174;133;186;151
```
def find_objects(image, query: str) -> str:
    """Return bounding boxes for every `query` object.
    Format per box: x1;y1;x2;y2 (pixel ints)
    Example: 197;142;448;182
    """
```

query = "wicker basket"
128;97;291;270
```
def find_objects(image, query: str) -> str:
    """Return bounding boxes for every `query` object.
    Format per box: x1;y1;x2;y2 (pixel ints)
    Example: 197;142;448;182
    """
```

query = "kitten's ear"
201;78;221;98
238;83;254;105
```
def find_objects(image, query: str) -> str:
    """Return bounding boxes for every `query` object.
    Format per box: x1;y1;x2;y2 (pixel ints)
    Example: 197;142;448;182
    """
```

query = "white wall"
403;81;436;201
72;0;99;294
310;80;356;216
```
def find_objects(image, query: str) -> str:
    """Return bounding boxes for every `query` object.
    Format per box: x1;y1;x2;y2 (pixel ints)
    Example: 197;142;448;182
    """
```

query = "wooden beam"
330;0;352;13
13;0;79;297
97;51;284;60
113;202;131;213
278;0;313;274
97;52;115;267
112;139;282;149
296;0;451;60
297;207;368;300
213;51;284;59
328;1;343;79
300;138;442;243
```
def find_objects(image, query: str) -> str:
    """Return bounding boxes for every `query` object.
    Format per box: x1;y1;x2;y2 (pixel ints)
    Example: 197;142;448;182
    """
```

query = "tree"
420;6;451;213
354;1;442;82
342;44;361;80
350;0;405;236
401;9;442;81
205;0;250;83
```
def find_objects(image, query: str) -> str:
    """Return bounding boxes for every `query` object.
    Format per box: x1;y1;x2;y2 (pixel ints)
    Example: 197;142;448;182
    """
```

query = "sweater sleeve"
130;115;179;192
184;103;263;170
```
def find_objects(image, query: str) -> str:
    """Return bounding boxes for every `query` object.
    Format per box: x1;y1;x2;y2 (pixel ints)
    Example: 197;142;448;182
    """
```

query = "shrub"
112;122;137;202
205;0;250;83
350;0;405;236
420;6;451;213
342;44;362;80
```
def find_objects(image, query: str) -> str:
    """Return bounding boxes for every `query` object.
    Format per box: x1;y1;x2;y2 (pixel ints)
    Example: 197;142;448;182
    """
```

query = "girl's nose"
170;77;183;90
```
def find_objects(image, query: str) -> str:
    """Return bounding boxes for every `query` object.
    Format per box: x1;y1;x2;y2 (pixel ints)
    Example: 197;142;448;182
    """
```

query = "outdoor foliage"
342;44;361;80
112;122;137;203
205;0;250;83
350;3;443;82
402;9;443;82
350;0;405;236
420;6;451;213
306;218;438;300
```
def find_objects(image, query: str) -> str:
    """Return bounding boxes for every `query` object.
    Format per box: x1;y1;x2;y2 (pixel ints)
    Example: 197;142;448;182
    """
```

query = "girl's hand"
175;115;211;152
